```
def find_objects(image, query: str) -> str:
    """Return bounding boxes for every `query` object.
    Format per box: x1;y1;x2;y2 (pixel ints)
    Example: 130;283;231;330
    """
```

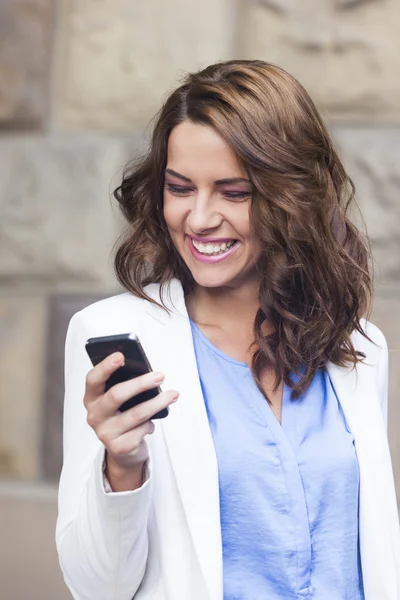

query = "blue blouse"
190;319;364;600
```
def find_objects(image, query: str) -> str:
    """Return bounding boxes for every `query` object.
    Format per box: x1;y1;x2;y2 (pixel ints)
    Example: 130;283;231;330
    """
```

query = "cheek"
231;209;252;240
163;196;183;232
235;213;261;255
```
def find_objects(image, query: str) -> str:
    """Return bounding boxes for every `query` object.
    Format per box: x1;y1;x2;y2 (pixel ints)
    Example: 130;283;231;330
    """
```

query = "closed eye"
165;184;193;196
222;191;251;201
165;184;251;201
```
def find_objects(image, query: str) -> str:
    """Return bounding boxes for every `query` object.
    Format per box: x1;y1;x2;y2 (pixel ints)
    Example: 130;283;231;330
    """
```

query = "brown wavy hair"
113;59;372;399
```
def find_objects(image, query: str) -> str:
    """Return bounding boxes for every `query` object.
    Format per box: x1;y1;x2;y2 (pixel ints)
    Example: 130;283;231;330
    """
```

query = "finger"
100;390;179;439
96;371;166;419
104;421;155;459
85;352;125;405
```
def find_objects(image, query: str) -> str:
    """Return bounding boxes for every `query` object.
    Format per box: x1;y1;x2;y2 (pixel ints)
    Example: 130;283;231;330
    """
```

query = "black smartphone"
85;333;168;419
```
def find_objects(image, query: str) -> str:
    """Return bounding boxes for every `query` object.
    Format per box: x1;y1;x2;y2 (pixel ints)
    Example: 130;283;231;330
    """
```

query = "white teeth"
192;239;236;255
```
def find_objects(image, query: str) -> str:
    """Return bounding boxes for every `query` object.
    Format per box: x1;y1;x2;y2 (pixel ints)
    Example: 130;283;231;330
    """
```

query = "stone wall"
1;0;399;494
241;0;400;120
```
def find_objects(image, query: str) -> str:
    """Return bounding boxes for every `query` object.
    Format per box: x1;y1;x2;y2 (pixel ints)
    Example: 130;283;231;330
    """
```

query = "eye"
222;191;252;201
165;183;193;196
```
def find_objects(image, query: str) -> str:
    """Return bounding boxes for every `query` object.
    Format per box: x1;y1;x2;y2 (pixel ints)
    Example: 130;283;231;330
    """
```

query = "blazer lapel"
327;359;400;600
140;280;223;600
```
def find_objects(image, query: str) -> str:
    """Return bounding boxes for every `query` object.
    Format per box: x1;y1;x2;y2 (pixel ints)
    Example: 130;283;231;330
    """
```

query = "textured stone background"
0;1;399;598
242;0;400;120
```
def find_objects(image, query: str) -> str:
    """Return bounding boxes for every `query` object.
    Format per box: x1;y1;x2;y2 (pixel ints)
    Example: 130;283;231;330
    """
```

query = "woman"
56;60;400;600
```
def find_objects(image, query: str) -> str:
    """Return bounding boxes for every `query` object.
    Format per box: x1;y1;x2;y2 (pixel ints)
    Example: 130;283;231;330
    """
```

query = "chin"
188;266;241;289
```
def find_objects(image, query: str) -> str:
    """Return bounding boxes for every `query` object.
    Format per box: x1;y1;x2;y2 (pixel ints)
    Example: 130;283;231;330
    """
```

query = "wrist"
105;453;147;492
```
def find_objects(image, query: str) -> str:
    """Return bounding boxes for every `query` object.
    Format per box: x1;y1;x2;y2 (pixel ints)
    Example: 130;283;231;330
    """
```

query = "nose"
186;192;223;234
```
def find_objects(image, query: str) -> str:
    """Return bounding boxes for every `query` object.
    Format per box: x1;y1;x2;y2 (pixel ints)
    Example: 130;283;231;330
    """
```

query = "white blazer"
56;278;400;600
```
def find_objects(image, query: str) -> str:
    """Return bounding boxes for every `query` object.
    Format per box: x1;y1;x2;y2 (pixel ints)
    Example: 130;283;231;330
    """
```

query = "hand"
84;352;178;488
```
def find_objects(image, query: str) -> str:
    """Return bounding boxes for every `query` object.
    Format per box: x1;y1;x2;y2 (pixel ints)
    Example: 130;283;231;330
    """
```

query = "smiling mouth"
191;238;238;256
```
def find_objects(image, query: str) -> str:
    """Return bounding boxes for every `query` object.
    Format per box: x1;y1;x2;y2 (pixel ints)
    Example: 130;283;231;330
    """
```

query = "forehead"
166;121;247;180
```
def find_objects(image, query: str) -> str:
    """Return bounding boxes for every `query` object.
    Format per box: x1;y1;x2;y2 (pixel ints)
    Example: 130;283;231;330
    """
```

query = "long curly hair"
113;59;372;399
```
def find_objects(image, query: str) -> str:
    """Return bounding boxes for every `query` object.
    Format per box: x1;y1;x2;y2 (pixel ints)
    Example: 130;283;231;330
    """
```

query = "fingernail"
112;352;124;366
170;391;179;401
153;372;165;383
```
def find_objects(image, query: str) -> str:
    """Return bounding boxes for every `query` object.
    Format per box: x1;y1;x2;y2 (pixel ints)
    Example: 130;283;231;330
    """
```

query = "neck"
186;280;263;332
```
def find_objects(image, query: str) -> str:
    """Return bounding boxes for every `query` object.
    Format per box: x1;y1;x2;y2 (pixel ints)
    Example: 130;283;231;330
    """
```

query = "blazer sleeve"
56;311;153;600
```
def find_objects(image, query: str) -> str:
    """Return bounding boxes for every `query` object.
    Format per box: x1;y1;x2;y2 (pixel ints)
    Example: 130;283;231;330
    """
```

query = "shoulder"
351;318;387;364
352;319;389;427
73;291;145;322
350;318;388;412
359;317;386;346
68;282;164;336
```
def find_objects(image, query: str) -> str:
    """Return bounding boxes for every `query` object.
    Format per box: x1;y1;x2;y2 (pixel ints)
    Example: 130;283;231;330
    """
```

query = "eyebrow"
164;168;251;186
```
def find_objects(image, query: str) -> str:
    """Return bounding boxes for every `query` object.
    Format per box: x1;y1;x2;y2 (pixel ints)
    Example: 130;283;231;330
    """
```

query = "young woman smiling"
56;60;400;600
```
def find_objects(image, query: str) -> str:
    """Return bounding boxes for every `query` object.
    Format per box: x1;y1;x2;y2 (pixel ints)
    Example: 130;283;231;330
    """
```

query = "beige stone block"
54;0;234;129
0;483;72;599
0;135;128;289
0;0;54;129
242;0;400;120
332;127;400;285
0;297;46;479
42;293;107;481
371;290;400;501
